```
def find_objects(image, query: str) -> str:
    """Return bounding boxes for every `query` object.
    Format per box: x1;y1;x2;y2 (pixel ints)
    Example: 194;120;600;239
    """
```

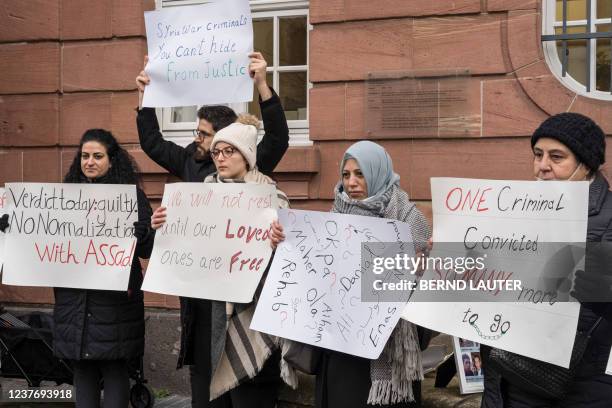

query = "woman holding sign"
271;140;431;408
482;113;612;408
54;129;155;408
151;116;292;407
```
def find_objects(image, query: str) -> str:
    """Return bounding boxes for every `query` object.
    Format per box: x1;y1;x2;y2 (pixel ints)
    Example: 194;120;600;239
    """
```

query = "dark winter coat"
53;188;154;361
136;88;289;369
481;172;612;408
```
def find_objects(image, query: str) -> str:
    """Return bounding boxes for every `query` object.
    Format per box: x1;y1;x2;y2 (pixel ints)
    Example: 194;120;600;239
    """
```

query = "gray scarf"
332;181;430;405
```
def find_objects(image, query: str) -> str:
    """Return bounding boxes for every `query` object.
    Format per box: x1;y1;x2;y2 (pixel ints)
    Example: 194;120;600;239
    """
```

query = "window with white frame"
156;0;311;146
542;0;612;100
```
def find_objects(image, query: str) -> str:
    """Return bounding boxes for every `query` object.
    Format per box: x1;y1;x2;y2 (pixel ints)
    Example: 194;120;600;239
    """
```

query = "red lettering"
225;219;235;239
445;187;462;211
477;187;492;212
229;251;242;273
84;240;101;264
35;242;53;262
445;187;492;213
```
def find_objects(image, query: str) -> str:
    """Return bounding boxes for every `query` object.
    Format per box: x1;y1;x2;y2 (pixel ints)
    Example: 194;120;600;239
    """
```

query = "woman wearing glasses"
151;115;291;407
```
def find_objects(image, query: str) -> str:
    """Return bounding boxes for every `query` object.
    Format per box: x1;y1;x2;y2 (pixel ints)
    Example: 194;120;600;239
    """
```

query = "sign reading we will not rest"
403;178;588;368
142;183;278;303
2;183;138;291
142;0;253;107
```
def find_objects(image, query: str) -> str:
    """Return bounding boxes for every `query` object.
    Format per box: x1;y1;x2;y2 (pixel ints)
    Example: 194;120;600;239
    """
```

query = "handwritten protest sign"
142;183;278;303
1;183;138;290
402;178;587;367
142;0;253;107
0;188;6;268
251;209;416;359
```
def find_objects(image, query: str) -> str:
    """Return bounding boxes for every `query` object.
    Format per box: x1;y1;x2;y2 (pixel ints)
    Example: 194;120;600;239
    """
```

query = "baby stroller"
0;308;155;408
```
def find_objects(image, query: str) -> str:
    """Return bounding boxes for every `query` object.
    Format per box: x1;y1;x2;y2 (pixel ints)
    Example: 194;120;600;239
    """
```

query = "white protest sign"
251;209;416;359
142;0;253;107
2;183;138;290
0;188;6;268
142;183;278;303
403;178;587;368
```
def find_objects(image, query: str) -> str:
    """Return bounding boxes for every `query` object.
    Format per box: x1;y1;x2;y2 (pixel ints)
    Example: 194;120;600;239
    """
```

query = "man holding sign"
135;5;289;404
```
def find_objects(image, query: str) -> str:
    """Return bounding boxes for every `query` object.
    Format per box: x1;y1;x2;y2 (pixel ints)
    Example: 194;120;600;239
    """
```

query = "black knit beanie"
531;112;606;171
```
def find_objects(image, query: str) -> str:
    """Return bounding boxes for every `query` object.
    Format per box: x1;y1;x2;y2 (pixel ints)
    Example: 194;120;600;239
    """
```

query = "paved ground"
1;372;480;408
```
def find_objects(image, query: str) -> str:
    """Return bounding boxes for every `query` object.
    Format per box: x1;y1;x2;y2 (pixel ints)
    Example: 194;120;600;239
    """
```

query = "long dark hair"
63;128;141;185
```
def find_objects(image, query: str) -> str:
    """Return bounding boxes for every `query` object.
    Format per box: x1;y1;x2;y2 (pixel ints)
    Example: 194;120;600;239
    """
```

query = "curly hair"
63;129;141;185
197;105;238;132
236;113;261;129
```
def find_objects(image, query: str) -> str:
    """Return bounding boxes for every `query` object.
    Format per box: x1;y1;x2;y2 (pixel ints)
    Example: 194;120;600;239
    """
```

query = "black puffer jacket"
53;188;154;361
136;88;289;368
482;172;612;408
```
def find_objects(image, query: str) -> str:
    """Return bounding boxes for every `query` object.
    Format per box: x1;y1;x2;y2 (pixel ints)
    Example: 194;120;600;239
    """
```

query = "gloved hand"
133;220;150;241
571;269;612;303
0;214;9;233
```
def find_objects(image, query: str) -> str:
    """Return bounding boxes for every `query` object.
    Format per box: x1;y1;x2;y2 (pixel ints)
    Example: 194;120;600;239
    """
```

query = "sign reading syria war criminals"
1;183;138;291
402;178;588;368
142;183;278;303
251;209;417;359
142;0;253;107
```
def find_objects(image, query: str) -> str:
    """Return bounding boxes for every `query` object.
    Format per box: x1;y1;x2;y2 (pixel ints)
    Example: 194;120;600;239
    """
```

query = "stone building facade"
1;0;610;396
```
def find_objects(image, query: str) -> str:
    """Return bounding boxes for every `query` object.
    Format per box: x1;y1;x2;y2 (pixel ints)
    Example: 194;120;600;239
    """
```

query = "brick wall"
307;0;612;218
0;0;179;307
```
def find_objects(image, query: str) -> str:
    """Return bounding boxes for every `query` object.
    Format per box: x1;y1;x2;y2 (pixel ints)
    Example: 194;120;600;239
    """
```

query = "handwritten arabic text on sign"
251;209;415;359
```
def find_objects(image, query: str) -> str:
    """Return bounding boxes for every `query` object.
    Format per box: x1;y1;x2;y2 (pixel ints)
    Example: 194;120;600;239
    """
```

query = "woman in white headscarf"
271;140;431;407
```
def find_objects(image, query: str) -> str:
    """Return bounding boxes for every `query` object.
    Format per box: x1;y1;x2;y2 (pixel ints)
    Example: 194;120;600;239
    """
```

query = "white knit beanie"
210;122;257;170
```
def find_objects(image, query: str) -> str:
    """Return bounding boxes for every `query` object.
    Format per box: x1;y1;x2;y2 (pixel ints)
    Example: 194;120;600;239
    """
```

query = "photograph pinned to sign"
1;183;138;291
251;208;417;359
453;337;484;394
142;0;254;107
142;183;279;303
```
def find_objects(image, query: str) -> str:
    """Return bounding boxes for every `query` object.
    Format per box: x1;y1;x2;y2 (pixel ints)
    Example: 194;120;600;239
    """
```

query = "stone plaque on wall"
366;69;479;138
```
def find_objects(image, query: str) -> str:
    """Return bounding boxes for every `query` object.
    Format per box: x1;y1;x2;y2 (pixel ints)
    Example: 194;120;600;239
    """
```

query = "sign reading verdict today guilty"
1;183;138;291
142;0;253;107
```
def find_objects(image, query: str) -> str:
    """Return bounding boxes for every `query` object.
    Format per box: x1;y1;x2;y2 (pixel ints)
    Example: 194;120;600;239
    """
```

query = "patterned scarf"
332;181;430;405
205;168;296;400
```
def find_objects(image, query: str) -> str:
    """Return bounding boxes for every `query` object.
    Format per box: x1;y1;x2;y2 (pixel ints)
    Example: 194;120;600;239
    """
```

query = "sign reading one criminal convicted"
251;209;416;359
1;183;138;290
402;178;587;368
142;0;253;107
142;183;278;303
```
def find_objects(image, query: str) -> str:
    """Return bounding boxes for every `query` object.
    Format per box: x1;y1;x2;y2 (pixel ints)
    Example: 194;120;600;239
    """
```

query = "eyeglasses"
193;129;213;139
210;146;237;159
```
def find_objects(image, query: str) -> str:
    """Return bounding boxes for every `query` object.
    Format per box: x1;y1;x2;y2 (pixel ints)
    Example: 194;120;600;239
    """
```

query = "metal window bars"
541;0;612;94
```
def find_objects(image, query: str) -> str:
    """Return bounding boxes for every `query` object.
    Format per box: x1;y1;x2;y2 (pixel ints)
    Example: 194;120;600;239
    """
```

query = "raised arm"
249;52;289;175
136;56;190;179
